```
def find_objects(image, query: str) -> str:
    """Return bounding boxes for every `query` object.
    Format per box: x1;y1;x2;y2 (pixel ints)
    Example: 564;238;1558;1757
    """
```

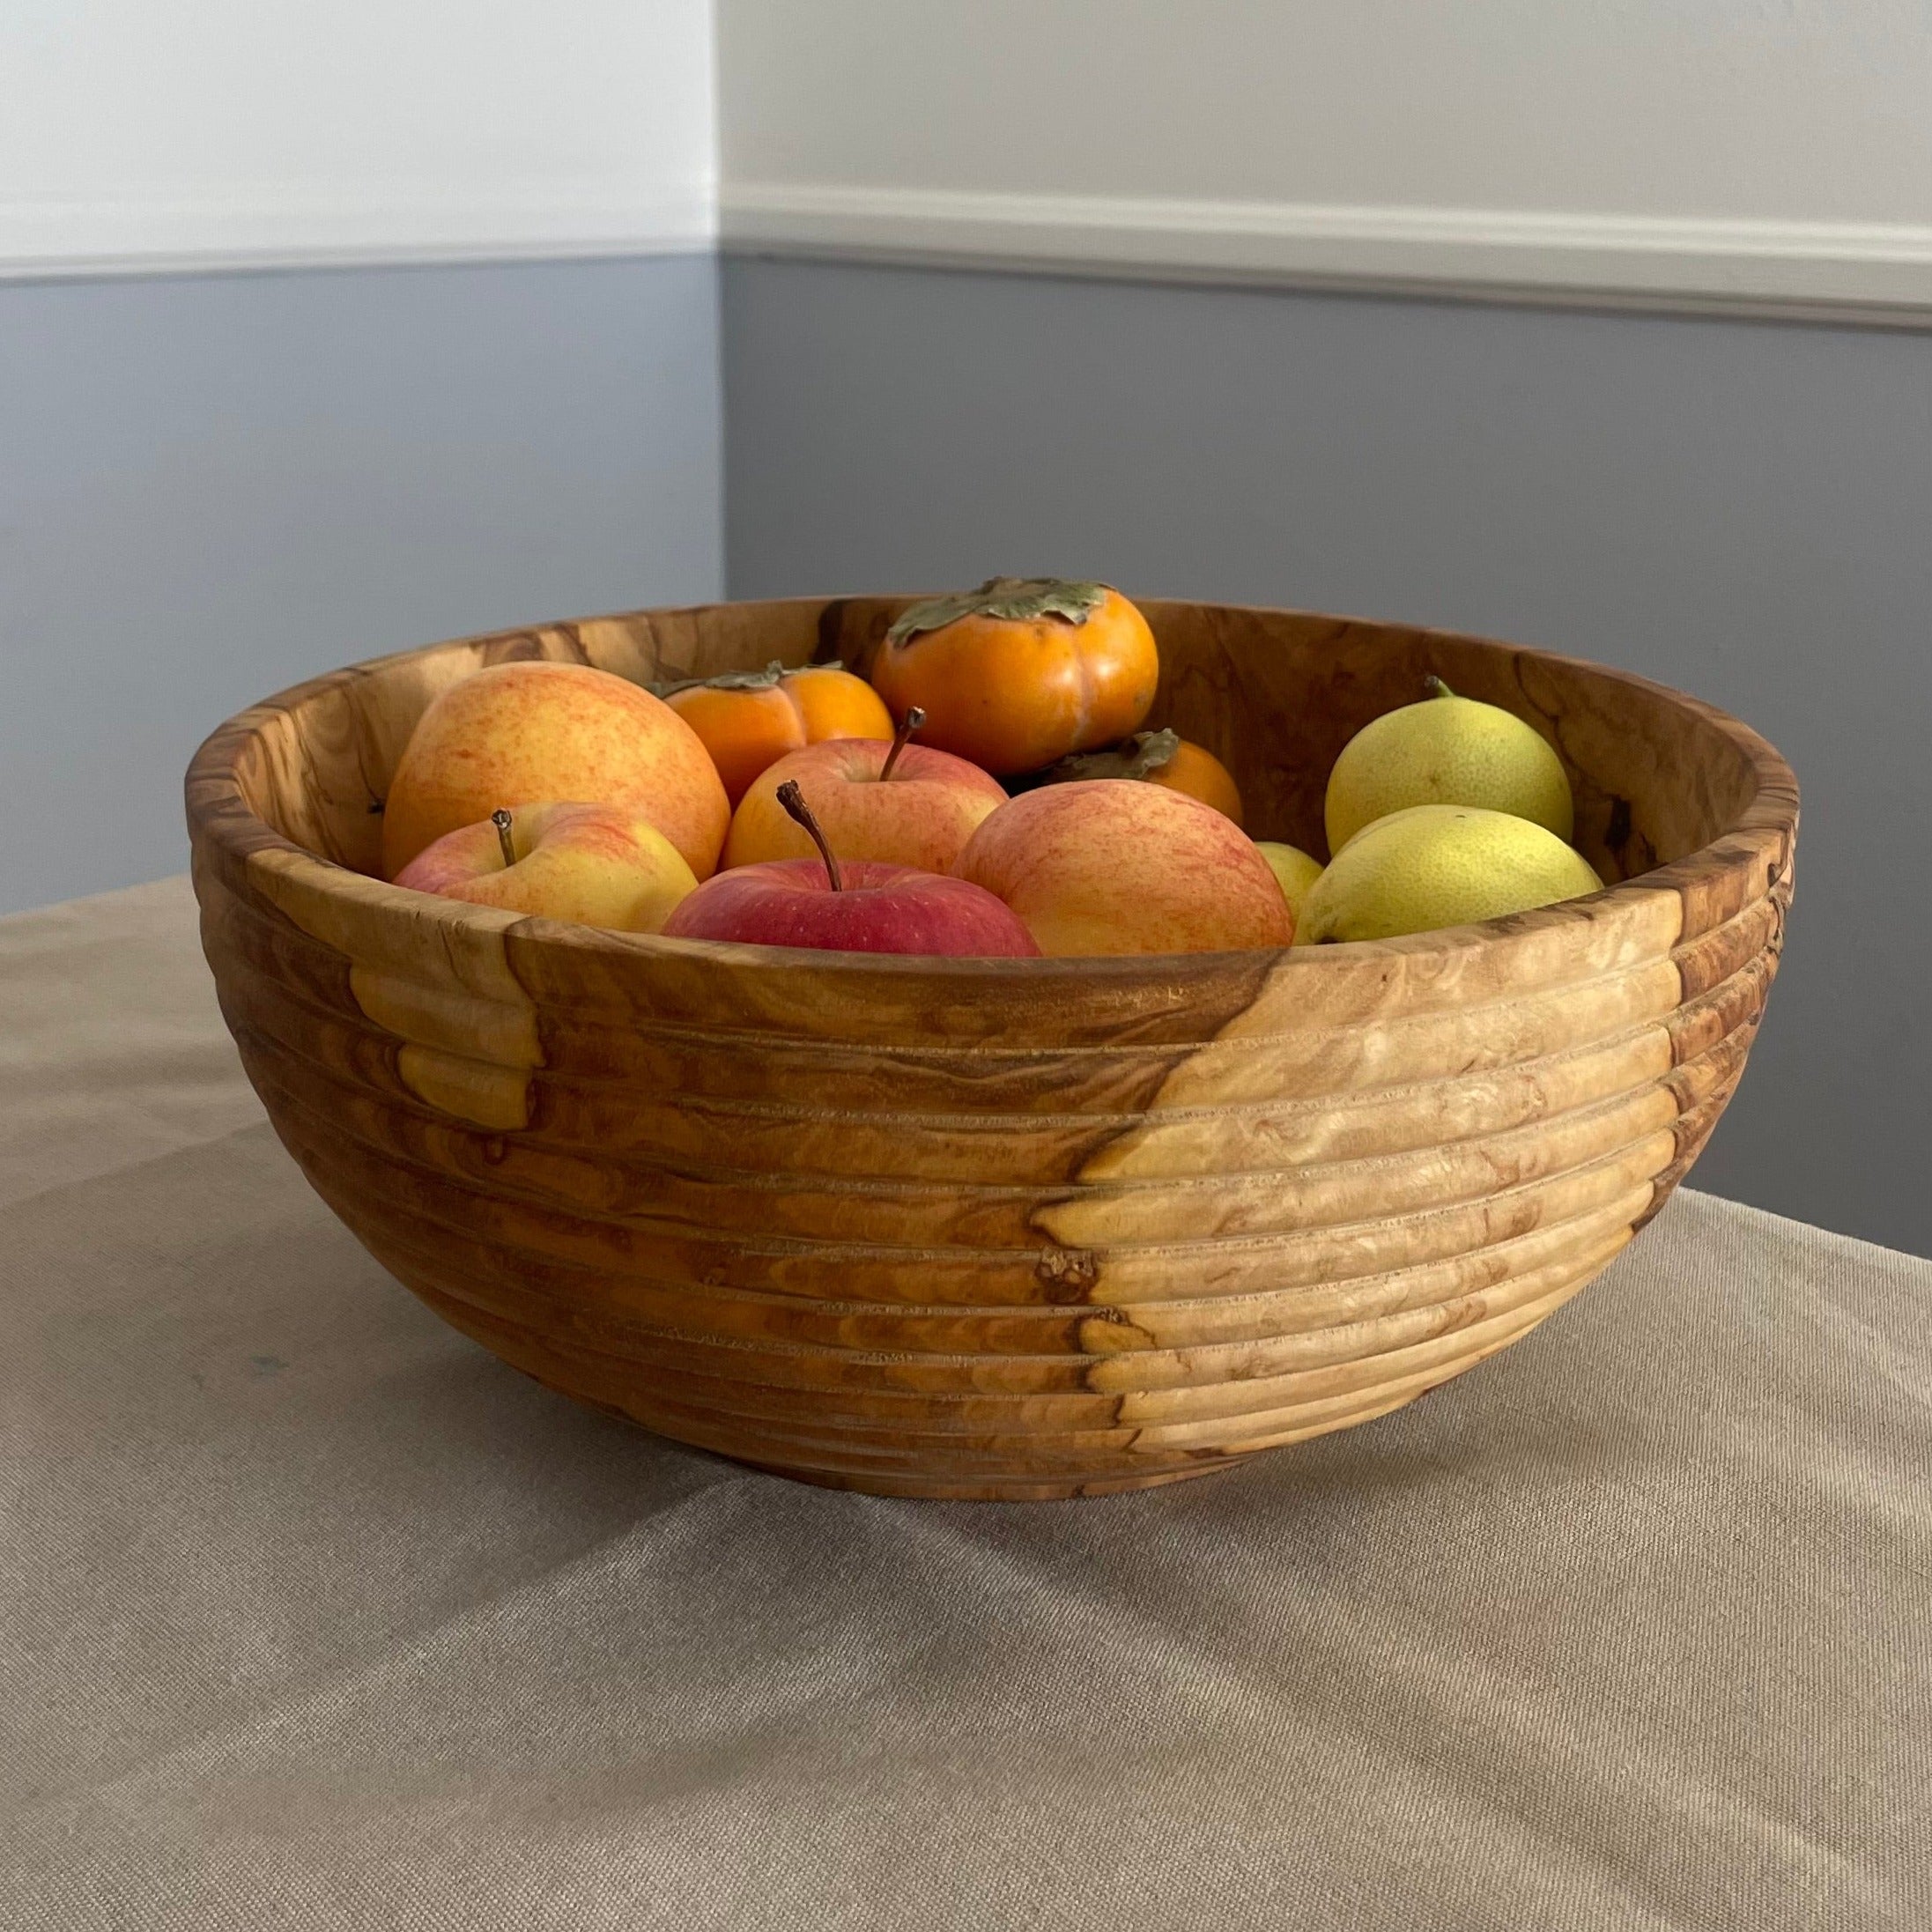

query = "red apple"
393;802;698;931
665;782;1039;957
722;712;1006;874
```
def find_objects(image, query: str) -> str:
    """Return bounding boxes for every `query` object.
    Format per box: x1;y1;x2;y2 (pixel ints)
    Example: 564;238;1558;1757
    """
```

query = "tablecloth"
4;877;1928;1931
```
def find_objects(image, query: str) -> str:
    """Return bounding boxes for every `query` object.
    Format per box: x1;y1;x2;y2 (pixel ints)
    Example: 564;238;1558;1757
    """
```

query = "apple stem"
1424;675;1455;700
491;809;516;870
775;780;843;892
878;705;925;783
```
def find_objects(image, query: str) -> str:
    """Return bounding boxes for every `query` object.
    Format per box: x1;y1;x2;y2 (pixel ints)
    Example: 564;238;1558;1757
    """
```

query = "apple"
381;661;729;882
665;781;1039;956
722;710;1007;874
953;780;1295;956
393;803;699;931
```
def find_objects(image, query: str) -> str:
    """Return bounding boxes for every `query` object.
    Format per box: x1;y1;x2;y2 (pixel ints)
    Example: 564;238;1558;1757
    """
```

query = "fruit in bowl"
955;780;1294;956
381;661;729;881
658;661;894;805
1019;728;1245;825
869;577;1158;776
666;781;1038;957
1254;840;1324;920
366;584;1607;959
1325;675;1574;854
1297;803;1603;944
722;711;1008;874
392;802;698;932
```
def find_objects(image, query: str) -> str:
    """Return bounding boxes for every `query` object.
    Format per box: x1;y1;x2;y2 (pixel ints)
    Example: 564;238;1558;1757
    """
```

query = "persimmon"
869;578;1158;776
1020;728;1245;828
659;662;893;805
1144;737;1245;826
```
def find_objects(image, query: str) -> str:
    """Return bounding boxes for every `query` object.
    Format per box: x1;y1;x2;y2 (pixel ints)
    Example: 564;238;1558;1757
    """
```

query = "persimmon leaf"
885;578;1109;646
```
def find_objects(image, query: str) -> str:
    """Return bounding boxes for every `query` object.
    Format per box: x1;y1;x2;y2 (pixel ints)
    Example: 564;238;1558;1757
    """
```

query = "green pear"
1253;841;1323;922
1296;804;1603;944
1325;677;1573;855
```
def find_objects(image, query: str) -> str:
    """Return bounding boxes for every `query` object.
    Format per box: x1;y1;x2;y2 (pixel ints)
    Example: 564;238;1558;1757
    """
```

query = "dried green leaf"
650;660;793;699
1004;729;1181;795
885;578;1109;647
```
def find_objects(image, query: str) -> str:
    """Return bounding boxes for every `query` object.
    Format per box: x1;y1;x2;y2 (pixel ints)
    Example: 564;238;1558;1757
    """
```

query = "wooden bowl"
187;597;1796;1500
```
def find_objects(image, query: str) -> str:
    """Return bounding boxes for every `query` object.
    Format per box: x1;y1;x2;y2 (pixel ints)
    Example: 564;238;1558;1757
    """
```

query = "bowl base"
736;1456;1242;1503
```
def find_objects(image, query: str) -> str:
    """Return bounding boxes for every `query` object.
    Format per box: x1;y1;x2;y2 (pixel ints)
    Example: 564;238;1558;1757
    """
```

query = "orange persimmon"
1025;728;1245;827
660;662;893;805
869;578;1158;776
1145;737;1244;827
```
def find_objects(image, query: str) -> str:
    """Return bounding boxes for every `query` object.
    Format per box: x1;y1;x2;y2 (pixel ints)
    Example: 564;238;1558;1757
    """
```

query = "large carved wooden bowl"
186;597;1796;1499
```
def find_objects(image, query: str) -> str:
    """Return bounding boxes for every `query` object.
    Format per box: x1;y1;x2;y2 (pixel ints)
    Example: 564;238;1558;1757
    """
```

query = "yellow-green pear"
1296;804;1603;944
1253;840;1324;922
1325;677;1573;855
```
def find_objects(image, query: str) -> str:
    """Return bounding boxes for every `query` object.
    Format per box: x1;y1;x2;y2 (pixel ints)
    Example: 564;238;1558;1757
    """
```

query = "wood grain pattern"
185;596;1797;1499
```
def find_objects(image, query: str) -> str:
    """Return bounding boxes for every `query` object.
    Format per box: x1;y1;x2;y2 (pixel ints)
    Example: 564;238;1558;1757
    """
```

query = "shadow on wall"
721;256;1932;1258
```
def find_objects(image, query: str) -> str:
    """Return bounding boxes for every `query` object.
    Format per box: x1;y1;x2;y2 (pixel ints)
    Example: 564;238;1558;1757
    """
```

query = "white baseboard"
0;187;716;282
17;176;1932;323
722;183;1932;327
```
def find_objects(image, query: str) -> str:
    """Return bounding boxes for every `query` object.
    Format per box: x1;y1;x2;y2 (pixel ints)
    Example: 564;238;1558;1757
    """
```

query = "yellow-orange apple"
723;736;1007;874
381;662;729;880
393;802;698;931
953;781;1294;955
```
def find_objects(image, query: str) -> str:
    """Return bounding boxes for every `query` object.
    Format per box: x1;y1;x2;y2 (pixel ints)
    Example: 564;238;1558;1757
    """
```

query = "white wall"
719;0;1932;322
16;2;1928;313
1;1;716;276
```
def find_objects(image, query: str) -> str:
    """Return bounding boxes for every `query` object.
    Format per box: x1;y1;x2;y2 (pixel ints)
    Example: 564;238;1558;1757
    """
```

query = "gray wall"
0;254;722;915
722;256;1932;1256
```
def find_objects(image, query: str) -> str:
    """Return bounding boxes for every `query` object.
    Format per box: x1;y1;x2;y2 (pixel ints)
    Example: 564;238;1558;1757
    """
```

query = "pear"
1253;841;1324;922
1296;804;1603;944
1325;677;1573;855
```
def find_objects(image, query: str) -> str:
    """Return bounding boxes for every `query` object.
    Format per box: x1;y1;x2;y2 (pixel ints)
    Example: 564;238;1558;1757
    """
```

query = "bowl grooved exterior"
187;597;1795;1499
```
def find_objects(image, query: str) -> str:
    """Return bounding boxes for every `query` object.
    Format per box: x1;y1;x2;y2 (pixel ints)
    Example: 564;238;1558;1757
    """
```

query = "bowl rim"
186;594;1799;984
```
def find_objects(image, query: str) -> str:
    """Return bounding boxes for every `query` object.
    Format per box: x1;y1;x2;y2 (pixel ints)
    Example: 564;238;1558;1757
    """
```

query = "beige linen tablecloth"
4;879;1928;1931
